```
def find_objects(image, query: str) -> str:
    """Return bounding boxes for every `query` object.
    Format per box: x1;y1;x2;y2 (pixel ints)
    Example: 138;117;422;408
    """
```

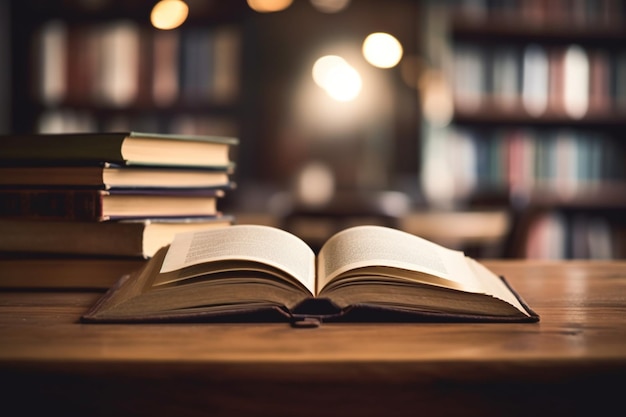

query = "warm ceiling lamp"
362;32;403;69
312;55;362;102
151;0;189;30
247;0;293;13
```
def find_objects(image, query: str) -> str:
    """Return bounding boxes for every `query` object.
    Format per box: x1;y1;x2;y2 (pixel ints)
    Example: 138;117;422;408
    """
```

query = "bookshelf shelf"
34;100;239;115
422;0;626;259
522;183;626;209
451;17;626;45
21;0;251;23
11;1;245;136
453;102;626;128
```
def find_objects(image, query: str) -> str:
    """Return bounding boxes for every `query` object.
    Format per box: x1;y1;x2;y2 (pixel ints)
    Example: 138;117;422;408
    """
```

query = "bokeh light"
150;0;189;30
295;161;335;207
247;0;293;13
362;32;403;69
312;55;362;102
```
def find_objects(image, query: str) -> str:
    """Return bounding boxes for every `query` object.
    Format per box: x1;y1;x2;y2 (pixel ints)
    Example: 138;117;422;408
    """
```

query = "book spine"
0;189;105;221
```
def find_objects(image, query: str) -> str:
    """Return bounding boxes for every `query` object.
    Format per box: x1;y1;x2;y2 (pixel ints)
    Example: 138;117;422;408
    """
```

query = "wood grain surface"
1;261;625;416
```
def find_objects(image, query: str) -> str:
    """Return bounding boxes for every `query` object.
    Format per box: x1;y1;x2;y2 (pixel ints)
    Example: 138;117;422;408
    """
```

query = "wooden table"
1;261;626;416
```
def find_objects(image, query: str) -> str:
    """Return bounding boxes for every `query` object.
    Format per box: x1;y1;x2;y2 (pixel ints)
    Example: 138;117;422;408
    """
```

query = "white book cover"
99;21;139;107
522;44;548;117
563;45;589;119
39;20;67;105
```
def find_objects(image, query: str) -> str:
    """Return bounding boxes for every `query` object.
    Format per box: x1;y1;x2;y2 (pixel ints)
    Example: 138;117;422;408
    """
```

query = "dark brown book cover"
0;188;106;221
0;216;233;257
0;188;223;221
81;273;540;326
0;131;238;167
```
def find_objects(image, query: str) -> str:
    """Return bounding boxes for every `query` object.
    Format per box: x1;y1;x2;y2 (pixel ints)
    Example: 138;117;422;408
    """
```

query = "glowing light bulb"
247;0;293;13
312;55;361;102
312;55;347;88
362;32;403;69
151;0;189;30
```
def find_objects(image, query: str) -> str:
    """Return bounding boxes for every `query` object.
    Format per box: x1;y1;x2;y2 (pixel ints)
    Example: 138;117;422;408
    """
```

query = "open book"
82;225;539;324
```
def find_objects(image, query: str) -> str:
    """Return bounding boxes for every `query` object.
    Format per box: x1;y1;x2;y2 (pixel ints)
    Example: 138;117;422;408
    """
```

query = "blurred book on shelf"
421;0;626;258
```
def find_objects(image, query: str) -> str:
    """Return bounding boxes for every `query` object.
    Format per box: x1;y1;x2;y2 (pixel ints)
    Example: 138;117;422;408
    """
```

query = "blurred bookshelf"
0;0;8;134
8;0;259;213
8;0;422;187
420;0;626;259
9;0;626;259
11;1;245;137
7;1;431;250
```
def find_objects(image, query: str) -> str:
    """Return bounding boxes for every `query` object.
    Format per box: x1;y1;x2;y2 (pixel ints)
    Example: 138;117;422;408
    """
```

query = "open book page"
316;225;484;293
158;225;317;295
467;258;529;315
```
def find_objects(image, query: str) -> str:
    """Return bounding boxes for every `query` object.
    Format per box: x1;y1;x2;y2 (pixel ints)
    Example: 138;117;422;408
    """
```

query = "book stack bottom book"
0;216;233;289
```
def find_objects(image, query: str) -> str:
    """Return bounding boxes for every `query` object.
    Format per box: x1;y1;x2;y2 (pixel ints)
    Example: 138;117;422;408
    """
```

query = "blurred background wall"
4;0;626;259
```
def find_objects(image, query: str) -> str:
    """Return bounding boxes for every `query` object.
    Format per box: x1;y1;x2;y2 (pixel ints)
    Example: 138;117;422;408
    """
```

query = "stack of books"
0;131;238;289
